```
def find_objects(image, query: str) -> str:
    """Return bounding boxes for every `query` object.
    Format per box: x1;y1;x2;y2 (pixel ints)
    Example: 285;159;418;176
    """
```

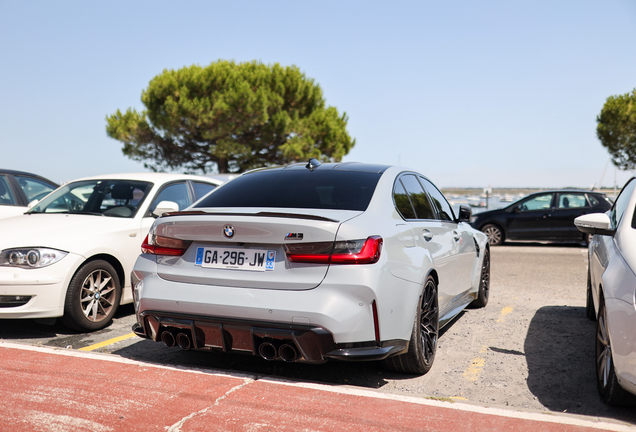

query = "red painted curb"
0;345;624;432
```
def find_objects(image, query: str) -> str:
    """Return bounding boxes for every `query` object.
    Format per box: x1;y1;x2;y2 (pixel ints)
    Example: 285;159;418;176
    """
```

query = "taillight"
285;236;382;264
284;242;333;264
141;234;191;256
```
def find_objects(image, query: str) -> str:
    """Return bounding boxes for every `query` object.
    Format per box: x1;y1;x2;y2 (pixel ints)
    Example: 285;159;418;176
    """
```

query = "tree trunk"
217;158;228;173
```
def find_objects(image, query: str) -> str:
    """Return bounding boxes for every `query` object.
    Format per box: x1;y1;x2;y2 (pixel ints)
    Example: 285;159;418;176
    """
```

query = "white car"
575;178;636;405
0;169;58;220
131;161;490;374
0;173;222;332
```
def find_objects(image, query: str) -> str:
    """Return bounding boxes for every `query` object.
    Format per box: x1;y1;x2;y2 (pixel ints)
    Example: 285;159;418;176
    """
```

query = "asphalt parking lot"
2;243;636;428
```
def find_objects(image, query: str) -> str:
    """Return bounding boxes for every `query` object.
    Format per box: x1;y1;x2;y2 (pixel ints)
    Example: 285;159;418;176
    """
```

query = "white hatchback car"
131;161;490;374
575;177;636;405
0;173;222;332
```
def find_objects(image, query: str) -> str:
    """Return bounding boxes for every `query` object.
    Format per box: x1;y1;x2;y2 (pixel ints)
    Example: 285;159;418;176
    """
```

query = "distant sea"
444;193;516;216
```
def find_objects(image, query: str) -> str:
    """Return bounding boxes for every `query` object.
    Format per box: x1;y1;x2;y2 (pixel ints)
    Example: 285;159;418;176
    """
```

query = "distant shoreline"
441;187;618;196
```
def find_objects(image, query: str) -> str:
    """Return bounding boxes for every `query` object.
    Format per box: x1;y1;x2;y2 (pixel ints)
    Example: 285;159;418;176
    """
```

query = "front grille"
0;295;32;308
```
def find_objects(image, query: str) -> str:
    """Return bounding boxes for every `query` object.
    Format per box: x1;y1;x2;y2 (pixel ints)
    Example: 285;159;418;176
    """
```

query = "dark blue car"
470;190;612;245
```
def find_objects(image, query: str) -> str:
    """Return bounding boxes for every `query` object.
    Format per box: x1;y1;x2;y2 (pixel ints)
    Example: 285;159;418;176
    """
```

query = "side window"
100;183;148;217
0;175;17;205
192;181;217;201
400;175;435;220
611;178;636;229
557;193;587;209
149;182;191;215
419;177;455;221
588;195;599;207
393;180;416;219
517;193;553;212
14;175;56;202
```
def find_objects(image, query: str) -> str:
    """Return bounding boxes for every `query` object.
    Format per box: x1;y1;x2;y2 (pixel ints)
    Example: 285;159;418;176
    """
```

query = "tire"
586;268;596;321
596;297;636;406
383;276;439;375
61;260;121;332
469;248;490;308
481;224;504;246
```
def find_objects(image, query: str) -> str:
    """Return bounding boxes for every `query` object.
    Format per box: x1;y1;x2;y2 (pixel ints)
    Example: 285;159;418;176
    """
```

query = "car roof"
0;168;58;185
244;161;392;174
526;189;606;196
64;172;223;185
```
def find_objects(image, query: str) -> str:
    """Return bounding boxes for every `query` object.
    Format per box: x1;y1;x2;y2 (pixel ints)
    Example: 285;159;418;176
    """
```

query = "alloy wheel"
481;249;490;298
482;225;502;245
80;269;116;323
420;279;439;366
596;302;612;389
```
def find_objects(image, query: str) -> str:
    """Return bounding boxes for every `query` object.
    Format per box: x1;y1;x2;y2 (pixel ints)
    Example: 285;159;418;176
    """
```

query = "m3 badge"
284;233;304;240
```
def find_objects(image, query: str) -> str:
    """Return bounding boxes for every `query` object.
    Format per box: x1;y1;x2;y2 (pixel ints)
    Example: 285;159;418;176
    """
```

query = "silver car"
131;160;490;374
575;177;636;405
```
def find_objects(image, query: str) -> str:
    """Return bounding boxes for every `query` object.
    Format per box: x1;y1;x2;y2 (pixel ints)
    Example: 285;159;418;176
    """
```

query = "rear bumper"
132;311;407;363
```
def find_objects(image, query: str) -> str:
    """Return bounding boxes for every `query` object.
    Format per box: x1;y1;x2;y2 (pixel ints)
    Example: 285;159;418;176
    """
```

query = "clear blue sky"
1;1;635;189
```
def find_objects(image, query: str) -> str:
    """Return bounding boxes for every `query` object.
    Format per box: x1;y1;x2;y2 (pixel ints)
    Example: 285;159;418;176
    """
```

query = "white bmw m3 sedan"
575;177;636;405
131;160;490;374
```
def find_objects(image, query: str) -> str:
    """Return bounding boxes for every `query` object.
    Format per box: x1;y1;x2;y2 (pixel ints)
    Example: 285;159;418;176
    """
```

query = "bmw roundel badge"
223;225;235;238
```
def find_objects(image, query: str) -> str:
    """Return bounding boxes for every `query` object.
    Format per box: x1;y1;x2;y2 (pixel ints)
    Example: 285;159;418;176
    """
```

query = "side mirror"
574;213;615;237
513;206;521;214
27;199;39;209
152;201;179;217
458;205;472;222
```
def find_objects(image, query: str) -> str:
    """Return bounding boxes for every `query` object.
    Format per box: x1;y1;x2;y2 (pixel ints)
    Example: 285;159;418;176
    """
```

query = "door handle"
452;230;460;241
422;229;433;242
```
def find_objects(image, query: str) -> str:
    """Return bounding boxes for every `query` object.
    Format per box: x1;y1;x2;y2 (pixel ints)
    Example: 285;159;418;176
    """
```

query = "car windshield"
27;179;153;218
194;169;382;211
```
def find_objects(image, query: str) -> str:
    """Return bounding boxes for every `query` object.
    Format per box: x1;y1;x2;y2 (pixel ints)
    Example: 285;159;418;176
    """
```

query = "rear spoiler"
160;210;339;223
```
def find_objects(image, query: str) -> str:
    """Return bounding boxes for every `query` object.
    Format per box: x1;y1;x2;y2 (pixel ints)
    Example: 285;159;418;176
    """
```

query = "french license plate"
195;247;275;271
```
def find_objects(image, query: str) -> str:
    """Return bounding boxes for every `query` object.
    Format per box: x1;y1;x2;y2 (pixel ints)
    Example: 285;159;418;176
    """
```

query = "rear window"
194;170;382;211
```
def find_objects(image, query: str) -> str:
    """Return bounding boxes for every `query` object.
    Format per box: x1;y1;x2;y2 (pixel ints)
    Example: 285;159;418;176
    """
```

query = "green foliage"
106;61;355;173
597;89;636;170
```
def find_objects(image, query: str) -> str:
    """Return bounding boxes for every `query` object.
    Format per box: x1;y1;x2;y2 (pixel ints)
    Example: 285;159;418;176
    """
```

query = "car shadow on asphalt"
113;339;397;389
111;311;465;391
524;305;636;423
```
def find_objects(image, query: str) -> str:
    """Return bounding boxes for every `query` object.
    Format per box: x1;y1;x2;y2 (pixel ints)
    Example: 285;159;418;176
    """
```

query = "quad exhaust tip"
176;332;192;350
162;329;299;361
161;331;175;348
259;342;277;360
258;342;299;362
279;344;298;362
160;330;193;350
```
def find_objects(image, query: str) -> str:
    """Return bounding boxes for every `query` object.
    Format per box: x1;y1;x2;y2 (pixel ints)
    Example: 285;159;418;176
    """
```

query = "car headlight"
0;248;68;268
470;215;478;224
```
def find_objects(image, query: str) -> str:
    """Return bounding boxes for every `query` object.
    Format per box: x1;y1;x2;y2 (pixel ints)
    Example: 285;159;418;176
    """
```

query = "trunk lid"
153;209;361;290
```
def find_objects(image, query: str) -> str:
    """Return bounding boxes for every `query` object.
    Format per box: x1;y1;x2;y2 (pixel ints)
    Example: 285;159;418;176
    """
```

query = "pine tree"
106;61;355;173
597;89;636;170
